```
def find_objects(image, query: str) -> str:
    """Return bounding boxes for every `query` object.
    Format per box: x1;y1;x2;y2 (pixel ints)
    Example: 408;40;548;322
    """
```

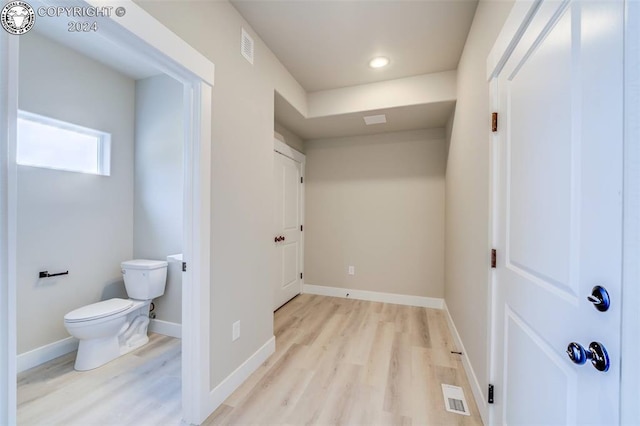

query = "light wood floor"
17;295;482;425
17;333;182;425
205;294;482;425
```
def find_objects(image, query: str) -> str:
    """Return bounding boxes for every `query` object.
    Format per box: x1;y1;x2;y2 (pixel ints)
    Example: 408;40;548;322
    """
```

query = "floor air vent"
441;384;470;416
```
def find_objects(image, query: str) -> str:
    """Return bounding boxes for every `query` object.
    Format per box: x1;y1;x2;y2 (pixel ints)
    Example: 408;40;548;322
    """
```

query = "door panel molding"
503;305;578;425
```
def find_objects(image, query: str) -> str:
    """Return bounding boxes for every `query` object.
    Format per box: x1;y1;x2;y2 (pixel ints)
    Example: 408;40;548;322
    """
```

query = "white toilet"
64;259;168;371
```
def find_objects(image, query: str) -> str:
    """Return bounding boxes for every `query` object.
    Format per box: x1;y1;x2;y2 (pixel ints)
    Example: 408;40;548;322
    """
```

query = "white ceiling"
34;1;475;141
234;0;477;140
231;0;478;92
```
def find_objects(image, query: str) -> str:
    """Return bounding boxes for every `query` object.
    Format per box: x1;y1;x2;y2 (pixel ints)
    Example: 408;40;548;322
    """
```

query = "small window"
17;111;111;176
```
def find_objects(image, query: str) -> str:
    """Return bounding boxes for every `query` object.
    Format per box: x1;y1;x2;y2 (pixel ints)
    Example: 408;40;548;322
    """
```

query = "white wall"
274;121;305;153
444;0;514;407
305;129;446;298
17;33;135;353
136;0;308;387
307;71;456;118
134;74;183;325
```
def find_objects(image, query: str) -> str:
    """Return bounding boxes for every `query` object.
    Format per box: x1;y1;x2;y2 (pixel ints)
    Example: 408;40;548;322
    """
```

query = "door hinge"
300;272;303;279
491;249;497;269
488;384;494;404
300;224;303;231
491;112;498;132
300;176;303;184
182;262;187;272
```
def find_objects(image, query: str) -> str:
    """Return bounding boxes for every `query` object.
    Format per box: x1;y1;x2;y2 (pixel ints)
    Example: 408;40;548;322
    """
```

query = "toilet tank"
121;259;168;300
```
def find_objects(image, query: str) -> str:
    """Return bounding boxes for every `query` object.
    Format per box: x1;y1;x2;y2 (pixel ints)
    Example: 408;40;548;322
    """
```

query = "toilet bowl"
64;259;167;371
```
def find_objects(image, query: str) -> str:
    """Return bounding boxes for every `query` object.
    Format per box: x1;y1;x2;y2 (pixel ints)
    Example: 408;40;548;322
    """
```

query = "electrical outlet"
232;320;240;341
348;265;355;275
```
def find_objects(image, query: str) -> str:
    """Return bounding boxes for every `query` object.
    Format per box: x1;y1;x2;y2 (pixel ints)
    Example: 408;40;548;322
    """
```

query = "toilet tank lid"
121;259;168;270
64;298;133;322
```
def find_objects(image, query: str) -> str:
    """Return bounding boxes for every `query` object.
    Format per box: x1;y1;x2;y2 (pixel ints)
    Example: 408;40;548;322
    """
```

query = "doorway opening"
1;2;214;424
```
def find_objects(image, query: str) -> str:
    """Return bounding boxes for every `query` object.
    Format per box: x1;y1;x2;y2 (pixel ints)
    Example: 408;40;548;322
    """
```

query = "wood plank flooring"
205;294;482;425
17;295;482;425
17;333;182;426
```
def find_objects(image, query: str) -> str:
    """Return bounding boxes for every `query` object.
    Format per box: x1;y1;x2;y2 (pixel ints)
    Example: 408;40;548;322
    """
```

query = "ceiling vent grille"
241;28;254;65
363;114;387;125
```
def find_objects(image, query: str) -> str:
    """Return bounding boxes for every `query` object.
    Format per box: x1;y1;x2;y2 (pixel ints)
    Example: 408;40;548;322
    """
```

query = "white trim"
1;3;214;425
274;138;306;164
17;337;78;374
181;82;213;425
0;31;18;426
443;302;488;425
208;336;276;412
486;0;542;81
84;0;215;86
621;0;640;422
149;319;182;339
487;77;500;426
303;284;444;309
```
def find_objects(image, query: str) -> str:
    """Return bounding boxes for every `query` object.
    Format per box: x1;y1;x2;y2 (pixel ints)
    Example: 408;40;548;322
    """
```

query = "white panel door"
273;151;302;310
492;1;623;424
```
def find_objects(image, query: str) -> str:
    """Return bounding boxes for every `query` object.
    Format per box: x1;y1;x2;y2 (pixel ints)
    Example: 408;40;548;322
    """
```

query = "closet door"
273;151;302;310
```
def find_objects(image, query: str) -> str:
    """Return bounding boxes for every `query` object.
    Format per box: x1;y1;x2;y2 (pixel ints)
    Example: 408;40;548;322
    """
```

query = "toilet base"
74;313;151;371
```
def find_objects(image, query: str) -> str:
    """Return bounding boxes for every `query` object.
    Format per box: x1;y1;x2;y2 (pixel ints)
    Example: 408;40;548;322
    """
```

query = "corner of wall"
443;0;514;421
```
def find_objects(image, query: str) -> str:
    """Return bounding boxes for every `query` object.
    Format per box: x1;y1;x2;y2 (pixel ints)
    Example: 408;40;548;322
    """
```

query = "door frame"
620;0;640;422
0;1;215;424
273;138;306;303
486;0;638;423
0;29;18;426
486;3;543;422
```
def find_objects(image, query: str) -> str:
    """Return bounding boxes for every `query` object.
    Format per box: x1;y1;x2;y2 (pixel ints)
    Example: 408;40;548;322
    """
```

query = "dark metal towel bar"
39;270;69;278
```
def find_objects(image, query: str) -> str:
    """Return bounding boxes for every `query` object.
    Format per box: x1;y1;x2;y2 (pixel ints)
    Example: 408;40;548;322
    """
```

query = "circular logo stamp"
1;1;35;35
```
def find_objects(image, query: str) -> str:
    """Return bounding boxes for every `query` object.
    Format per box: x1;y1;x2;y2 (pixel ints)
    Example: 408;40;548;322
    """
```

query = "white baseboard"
17;336;78;373
149;319;182;339
18;320;181;373
207;335;276;412
443;301;487;425
303;284;444;309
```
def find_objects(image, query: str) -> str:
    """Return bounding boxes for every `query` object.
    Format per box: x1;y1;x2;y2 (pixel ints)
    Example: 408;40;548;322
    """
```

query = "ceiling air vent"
363;114;387;125
241;28;254;65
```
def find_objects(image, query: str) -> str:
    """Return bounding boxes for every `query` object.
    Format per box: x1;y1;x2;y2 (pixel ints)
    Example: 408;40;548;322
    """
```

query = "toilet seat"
64;298;133;323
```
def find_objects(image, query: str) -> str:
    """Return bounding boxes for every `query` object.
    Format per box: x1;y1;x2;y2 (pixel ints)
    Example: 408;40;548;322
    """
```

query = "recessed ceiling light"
369;57;389;69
